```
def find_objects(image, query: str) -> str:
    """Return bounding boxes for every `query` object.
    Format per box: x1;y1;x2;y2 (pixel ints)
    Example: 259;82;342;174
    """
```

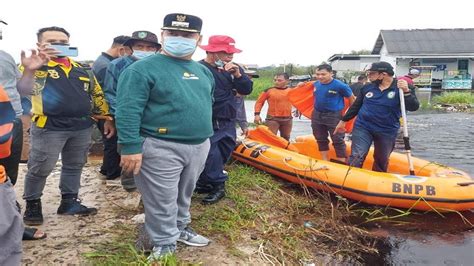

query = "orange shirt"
254;87;293;118
0;85;15;184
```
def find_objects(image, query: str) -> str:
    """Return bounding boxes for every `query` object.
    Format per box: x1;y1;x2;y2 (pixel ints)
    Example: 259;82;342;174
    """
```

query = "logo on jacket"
182;72;199;80
365;92;374;98
387;91;395;99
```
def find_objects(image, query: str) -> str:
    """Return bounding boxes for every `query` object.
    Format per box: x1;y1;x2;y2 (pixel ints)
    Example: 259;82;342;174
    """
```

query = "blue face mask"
215;58;225;68
162;36;197;58
133;50;155;60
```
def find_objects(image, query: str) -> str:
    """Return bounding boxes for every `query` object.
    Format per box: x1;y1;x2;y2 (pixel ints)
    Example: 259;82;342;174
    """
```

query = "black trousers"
97;120;121;179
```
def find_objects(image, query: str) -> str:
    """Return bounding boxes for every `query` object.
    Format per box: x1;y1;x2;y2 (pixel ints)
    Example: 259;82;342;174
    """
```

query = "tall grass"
249;77;273;100
432;92;474;104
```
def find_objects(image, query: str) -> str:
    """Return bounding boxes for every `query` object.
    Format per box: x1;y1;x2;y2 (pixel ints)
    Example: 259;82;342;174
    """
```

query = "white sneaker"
177;227;210;247
147;244;176;262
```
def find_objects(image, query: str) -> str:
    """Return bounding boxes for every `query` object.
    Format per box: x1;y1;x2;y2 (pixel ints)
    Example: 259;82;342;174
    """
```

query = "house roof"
371;29;474;56
327;54;380;62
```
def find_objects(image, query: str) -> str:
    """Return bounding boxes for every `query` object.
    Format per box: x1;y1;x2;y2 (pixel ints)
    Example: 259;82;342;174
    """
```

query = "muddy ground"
15;158;265;265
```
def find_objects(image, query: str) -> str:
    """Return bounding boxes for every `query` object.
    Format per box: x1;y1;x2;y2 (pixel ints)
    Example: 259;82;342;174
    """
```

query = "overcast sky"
1;0;473;67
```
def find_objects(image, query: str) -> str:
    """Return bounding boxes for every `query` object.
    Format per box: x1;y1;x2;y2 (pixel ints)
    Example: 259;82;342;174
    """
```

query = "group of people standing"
0;13;254;262
253;62;419;173
0;11;420;264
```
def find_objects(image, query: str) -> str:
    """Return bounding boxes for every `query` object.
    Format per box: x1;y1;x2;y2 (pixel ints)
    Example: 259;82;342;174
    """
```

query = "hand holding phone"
49;44;78;57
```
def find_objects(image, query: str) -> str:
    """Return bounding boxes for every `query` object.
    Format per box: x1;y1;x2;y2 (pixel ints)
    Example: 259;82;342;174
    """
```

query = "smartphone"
50;44;78;57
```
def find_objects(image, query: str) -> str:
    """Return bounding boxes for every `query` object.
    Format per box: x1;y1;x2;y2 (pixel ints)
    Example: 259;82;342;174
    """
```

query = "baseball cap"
409;68;420;75
162;13;202;33
123;31;161;48
113;35;130;45
367;61;394;75
199;35;242;54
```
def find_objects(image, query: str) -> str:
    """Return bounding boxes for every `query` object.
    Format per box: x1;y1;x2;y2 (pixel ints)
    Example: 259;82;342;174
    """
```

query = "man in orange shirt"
254;73;293;140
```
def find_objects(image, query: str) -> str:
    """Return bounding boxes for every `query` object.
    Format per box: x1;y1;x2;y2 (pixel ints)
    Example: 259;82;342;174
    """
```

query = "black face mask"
372;78;382;85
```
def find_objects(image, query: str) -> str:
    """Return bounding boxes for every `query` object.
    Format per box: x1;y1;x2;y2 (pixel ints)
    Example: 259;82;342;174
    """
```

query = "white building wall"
379;45;397;71
359;57;379;71
330;60;360;71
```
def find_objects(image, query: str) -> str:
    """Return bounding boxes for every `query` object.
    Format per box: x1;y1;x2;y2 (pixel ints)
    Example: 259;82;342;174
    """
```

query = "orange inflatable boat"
232;126;474;211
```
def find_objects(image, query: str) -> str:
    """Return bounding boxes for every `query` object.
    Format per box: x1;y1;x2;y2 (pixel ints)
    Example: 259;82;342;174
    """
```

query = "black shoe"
24;199;43;226
57;198;98;216
194;182;214;194
202;183;226;204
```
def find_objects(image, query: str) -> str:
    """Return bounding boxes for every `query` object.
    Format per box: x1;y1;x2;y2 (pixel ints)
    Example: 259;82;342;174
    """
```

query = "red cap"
199;35;242;53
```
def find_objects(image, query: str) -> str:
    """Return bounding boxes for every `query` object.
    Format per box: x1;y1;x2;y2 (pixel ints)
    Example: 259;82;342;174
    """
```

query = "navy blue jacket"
199;60;253;121
342;79;419;133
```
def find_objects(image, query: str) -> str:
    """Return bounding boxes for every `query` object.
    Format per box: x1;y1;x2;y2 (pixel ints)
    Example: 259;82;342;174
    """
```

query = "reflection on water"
244;100;474;264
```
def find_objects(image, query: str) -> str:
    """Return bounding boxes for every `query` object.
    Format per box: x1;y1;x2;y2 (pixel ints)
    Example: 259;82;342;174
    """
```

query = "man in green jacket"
115;13;215;261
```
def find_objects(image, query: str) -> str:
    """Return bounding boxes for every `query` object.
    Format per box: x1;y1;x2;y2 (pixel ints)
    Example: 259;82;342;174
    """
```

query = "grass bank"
83;162;396;265
418;91;474;112
432;91;474;104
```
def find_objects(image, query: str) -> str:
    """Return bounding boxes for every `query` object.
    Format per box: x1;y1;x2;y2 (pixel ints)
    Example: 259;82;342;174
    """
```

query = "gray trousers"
311;110;346;158
23;124;92;200
0;180;23;265
136;137;210;246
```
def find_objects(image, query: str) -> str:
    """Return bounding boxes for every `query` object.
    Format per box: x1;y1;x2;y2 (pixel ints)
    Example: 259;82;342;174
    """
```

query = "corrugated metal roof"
372;29;474;55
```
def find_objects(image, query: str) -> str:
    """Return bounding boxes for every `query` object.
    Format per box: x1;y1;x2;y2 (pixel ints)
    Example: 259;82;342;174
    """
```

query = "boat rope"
282;158;329;172
241;139;329;172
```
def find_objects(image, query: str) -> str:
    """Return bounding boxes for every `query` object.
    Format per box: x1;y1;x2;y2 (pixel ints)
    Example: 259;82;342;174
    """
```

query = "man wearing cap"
92;35;130;183
334;61;419;172
115;14;214;260
92;35;131;89
196;35;253;204
398;68;420;87
100;31;160;190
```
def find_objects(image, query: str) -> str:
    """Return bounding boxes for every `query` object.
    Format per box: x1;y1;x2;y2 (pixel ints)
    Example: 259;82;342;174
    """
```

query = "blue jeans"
348;126;397;172
23;125;92;200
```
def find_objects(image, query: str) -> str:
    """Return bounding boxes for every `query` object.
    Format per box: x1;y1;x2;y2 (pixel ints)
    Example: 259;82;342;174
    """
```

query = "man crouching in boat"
334;61;419;172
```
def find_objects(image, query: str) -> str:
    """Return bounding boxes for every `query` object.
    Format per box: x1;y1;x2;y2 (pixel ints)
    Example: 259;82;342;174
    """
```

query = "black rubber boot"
194;180;214;194
202;183;226;204
23;199;43;225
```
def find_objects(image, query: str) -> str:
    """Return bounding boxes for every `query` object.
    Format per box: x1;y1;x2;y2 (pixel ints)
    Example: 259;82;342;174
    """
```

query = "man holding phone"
18;26;113;226
197;35;253;204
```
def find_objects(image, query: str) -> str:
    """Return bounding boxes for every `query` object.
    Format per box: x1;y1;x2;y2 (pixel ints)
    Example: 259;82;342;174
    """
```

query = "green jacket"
116;54;215;154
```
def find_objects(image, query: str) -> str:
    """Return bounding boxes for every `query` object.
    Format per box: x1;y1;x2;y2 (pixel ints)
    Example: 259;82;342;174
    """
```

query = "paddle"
398;85;415;175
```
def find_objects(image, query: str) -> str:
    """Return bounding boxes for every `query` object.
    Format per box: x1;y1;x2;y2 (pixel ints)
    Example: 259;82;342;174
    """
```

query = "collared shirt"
0;50;22;117
342;80;420;133
92;52;116;88
21;58;109;130
199;60;253;121
103;56;137;115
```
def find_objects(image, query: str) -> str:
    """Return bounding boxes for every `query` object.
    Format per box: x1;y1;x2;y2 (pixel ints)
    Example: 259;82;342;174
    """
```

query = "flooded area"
245;100;474;265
